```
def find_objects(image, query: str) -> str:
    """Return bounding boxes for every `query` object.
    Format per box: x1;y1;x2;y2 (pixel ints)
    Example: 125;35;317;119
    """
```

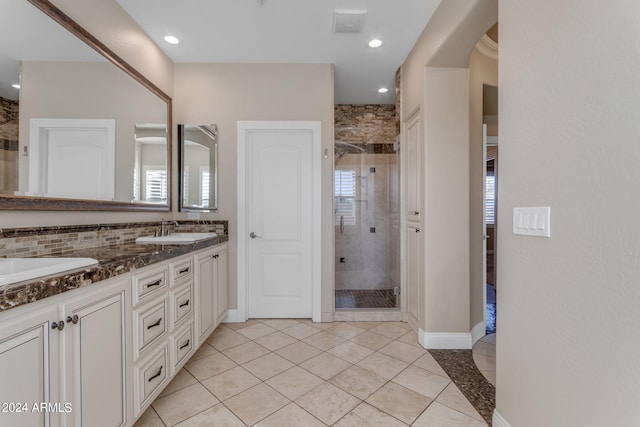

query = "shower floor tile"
335;289;397;309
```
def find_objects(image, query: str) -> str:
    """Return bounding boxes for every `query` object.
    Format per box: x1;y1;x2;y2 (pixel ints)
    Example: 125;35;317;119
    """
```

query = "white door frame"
235;121;322;322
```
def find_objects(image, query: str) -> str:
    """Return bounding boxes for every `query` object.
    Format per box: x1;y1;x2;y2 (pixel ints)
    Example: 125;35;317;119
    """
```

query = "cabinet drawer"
171;258;193;284
172;323;194;371
134;345;168;417
134;299;168;358
171;284;193;327
132;267;167;305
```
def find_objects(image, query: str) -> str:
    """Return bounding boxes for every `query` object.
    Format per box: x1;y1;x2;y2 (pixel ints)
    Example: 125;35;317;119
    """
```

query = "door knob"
250;232;262;239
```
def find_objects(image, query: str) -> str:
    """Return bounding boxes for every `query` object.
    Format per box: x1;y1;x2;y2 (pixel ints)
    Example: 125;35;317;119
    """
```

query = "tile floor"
334;289;397;309
473;333;496;386
135;319;488;426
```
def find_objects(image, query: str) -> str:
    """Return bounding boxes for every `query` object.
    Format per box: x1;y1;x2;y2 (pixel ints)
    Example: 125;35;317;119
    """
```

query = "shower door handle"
340;215;344;235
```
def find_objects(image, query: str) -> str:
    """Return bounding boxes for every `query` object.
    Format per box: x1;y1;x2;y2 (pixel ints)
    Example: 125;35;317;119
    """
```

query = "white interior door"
242;123;318;318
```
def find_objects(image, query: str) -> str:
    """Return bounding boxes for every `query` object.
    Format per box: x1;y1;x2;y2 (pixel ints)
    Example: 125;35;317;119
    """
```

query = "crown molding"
476;33;499;60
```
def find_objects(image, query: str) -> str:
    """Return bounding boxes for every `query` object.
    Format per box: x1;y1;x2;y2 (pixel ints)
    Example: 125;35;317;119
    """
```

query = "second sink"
135;232;218;245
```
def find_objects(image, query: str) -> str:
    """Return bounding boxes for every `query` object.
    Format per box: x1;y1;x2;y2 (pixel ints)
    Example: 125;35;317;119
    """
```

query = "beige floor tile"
254;331;298;351
223;319;261;330
200;366;261;401
392;365;450;399
209;324;233;336
133;407;164;427
261;319;301;330
221;341;271;364
266;366;325;400
479;333;496;344
378;340;426;363
324;323;366;339
472;341;496;358
299;352;352;380
346;321;381;330
369;323;409;339
295;382;361;425
302;331;347;351
349;331;394;350
158;368;198;398
242;353;295;380
224;383;290;426
235;322;278;340
396;330;423;348
481;370;496;386
205;330;250;351
254;403;326;427
334;402;409;427
412;352;449;378
329;365;387;400
357;352;408;380
276;341;322;364
152;383;218;426
365;382;431;425
413;401;487;427
282;323;322;340
328;341;374;364
185;352;237;381
173;403;245;427
435;383;485;421
188;342;218;362
297;319;333;330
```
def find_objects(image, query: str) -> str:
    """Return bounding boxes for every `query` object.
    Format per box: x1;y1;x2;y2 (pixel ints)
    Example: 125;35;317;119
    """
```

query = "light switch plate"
187;212;201;220
513;207;551;237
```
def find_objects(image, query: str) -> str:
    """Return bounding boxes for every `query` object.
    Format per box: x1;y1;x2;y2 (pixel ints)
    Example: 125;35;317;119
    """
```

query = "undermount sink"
0;257;98;287
135;232;218;245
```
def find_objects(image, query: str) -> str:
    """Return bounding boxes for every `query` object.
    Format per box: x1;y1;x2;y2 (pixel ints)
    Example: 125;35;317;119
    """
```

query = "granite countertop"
0;235;228;313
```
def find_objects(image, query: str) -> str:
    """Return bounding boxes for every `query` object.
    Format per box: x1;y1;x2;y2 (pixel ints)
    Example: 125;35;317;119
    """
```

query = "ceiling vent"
332;10;367;33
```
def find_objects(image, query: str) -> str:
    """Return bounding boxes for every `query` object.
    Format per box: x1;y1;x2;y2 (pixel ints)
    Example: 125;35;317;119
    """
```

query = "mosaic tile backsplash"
0;220;228;258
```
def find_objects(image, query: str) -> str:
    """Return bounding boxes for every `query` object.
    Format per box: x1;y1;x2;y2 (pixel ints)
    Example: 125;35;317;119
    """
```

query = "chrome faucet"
160;220;179;236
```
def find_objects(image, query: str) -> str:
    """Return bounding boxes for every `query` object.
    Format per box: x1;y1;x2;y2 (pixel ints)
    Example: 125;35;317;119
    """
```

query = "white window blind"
485;174;495;224
200;168;210;206
145;170;167;203
335;170;356;225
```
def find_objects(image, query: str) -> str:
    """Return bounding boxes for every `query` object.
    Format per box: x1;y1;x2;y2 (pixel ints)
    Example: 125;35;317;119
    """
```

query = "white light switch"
513;207;551;237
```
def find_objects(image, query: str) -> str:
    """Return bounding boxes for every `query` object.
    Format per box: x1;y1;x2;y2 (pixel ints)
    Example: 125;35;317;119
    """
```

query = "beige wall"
1;0;174;228
172;63;334;312
496;0;640;424
469;48;497;330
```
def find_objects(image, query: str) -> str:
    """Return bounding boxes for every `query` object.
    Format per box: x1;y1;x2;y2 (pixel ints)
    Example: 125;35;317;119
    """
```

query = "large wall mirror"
0;0;171;211
178;124;218;212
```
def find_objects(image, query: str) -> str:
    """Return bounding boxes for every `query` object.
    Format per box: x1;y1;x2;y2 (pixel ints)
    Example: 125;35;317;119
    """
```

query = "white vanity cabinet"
61;280;129;427
0;305;61;427
194;242;228;346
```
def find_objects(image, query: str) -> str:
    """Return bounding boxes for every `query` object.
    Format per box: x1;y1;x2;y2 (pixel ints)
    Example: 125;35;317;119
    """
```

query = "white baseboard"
222;309;245;323
471;321;486;346
418;329;472;349
493;410;511;427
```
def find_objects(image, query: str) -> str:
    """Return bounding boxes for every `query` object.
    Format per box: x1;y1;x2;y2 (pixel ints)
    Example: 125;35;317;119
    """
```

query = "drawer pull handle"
146;279;162;289
147;318;162;330
66;314;79;325
178;267;190;274
212;254;219;259
179;339;190;350
148;366;163;382
179;299;190;308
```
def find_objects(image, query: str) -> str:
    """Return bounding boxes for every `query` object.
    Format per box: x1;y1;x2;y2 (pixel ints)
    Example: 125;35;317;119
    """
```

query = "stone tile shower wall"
0;97;19;194
334;104;400;293
0;221;227;258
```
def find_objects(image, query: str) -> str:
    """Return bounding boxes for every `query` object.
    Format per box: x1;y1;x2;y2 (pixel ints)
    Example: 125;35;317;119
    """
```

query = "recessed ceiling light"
368;39;382;48
164;35;180;45
378;88;388;94
12;84;20;89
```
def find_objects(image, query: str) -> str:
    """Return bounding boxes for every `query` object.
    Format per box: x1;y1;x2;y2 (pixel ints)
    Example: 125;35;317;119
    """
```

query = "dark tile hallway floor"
335;289;397;309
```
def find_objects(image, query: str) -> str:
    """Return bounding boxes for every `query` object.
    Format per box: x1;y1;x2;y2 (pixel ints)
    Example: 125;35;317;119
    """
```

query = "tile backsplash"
0;220;228;258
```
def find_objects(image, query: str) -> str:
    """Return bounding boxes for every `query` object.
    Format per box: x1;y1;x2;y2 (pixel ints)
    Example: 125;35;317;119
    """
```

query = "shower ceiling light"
368;39;382;48
164;35;180;45
378;87;388;94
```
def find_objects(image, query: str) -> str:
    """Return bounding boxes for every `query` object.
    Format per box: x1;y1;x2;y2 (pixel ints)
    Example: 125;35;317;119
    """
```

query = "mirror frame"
0;0;172;211
178;124;218;212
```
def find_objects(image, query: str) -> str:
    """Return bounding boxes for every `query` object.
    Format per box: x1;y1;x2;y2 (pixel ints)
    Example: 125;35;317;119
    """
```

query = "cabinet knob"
51;320;65;331
66;314;79;325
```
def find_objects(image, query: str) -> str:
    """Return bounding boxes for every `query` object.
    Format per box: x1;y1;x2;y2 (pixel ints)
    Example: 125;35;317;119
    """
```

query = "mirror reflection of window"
179;124;217;211
133;124;167;203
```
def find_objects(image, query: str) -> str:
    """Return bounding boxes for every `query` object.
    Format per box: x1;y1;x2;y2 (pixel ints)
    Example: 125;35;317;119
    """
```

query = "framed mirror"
0;0;171;211
178;124;218;212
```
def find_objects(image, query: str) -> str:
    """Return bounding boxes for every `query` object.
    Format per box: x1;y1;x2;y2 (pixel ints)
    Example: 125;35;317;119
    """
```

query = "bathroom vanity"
0;225;228;427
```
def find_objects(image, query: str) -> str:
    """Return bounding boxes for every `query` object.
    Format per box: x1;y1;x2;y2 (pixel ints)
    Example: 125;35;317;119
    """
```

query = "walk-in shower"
334;139;400;309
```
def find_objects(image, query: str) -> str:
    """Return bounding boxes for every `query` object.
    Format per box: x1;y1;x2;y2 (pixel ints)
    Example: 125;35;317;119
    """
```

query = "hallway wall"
497;0;640;424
